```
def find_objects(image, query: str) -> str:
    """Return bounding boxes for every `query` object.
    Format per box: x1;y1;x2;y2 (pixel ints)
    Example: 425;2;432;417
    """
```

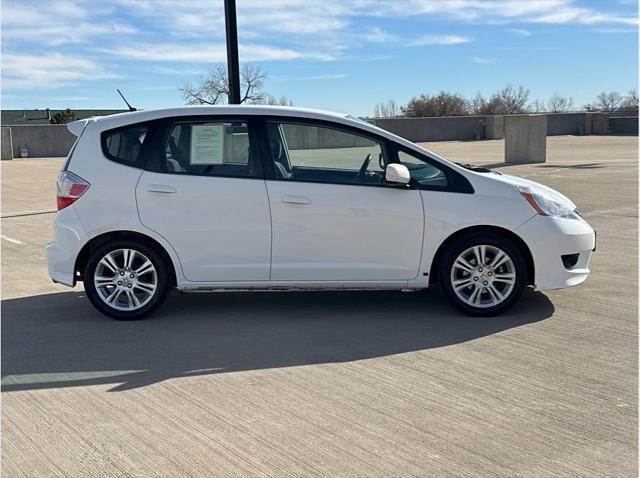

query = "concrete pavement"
1;136;637;477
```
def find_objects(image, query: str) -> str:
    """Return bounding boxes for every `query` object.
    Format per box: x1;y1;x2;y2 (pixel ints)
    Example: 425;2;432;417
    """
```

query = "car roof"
79;105;352;130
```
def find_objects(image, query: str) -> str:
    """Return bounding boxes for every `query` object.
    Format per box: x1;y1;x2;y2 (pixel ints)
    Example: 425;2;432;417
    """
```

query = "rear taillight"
57;171;90;210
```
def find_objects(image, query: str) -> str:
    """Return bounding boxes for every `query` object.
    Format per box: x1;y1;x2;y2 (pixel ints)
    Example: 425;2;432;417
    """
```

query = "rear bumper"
45;206;88;287
516;215;595;291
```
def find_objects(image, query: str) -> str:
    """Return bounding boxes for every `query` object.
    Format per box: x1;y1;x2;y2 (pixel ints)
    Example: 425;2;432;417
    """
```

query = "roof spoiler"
67;118;94;136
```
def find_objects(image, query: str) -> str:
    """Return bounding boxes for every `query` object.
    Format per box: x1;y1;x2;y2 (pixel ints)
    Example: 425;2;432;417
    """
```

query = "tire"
438;232;527;316
83;239;171;320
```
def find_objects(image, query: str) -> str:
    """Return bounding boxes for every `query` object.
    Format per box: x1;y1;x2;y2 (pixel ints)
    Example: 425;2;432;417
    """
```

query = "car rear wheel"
83;240;170;320
439;232;527;316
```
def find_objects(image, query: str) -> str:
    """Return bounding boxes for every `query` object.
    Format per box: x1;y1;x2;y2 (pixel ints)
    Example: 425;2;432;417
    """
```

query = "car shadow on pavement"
2;288;554;392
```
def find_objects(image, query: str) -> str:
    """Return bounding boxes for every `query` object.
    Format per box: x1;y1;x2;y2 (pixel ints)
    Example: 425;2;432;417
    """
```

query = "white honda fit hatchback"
47;106;595;320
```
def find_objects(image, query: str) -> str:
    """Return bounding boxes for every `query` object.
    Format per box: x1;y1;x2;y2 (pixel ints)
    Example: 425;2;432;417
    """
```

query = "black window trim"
145;115;264;180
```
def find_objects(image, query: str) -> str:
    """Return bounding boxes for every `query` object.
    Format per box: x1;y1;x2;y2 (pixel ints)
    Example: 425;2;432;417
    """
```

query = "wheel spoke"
105;288;122;305
491;251;509;269
487;284;503;304
123;249;136;269
95;275;117;287
100;253;119;274
125;289;141;308
454;257;474;273
494;273;515;284
473;245;486;266
135;260;154;275
453;278;473;291
134;281;156;295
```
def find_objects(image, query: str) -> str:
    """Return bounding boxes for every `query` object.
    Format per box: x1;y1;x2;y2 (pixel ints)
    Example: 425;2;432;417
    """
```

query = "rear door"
261;118;424;282
136;116;271;282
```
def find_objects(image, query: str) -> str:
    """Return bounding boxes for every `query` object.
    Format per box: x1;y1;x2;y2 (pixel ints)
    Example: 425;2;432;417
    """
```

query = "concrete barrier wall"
609;116;638;135
546;113;587;136
369;116;487;142
1;127;13;160
283;123;372;150
9;125;76;158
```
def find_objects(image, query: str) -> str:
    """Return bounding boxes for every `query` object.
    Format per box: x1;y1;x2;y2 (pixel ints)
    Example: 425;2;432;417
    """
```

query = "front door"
263;119;424;282
136;117;271;282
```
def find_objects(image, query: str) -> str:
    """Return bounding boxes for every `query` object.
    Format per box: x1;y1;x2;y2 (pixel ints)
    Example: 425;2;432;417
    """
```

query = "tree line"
374;86;639;118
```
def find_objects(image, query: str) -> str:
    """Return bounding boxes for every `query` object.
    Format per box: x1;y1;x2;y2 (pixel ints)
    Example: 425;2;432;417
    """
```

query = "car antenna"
116;89;137;112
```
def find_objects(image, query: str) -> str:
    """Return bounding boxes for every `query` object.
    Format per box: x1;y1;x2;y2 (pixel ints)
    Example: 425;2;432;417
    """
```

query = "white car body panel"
47;105;595;297
266;180;424;281
136;172;271;282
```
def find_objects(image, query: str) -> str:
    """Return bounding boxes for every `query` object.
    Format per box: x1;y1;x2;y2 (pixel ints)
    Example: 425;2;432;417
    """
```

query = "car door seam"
263;179;274;281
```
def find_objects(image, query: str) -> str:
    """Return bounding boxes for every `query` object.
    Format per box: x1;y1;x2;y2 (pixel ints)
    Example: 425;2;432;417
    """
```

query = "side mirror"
385;163;410;185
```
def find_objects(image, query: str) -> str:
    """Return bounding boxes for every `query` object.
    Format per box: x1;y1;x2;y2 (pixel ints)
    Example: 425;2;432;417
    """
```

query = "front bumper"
516;215;595;291
45;206;88;287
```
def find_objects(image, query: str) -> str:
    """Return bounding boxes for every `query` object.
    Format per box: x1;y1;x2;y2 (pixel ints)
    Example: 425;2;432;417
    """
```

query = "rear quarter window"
101;122;151;167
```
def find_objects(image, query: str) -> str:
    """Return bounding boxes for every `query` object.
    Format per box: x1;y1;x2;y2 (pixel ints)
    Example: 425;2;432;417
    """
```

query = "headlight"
517;185;579;220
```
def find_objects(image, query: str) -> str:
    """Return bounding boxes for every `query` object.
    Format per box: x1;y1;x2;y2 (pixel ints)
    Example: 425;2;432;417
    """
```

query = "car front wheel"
439;232;527;316
83;240;170;320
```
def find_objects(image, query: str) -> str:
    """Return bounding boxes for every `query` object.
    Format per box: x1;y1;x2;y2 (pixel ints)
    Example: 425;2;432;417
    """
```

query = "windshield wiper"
455;162;501;175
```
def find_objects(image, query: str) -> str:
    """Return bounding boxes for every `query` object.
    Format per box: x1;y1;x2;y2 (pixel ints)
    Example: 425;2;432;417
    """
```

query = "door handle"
146;184;177;194
281;195;312;205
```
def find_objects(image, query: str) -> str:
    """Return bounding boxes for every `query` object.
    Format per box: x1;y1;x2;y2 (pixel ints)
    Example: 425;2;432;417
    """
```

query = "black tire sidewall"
439;232;527;316
83;240;170;320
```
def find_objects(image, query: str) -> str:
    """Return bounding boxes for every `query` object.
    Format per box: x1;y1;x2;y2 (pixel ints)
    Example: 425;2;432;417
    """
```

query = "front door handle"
281;195;312;205
146;184;177;194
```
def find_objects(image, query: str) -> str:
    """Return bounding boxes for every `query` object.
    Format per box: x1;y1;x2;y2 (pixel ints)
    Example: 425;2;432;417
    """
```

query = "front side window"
266;121;387;186
163;120;257;177
103;123;149;166
397;150;448;189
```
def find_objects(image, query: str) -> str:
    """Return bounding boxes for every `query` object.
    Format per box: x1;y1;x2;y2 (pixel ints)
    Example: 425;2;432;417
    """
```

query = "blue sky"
1;0;638;116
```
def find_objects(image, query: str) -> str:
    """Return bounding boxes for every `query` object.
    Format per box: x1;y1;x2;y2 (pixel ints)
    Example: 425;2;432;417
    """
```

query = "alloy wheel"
450;244;516;308
93;248;158;311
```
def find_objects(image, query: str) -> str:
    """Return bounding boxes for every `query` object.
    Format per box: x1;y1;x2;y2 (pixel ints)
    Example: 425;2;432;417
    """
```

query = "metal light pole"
224;0;241;104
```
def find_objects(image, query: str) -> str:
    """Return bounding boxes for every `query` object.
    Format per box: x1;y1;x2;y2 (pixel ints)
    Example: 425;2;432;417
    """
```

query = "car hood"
489;173;577;210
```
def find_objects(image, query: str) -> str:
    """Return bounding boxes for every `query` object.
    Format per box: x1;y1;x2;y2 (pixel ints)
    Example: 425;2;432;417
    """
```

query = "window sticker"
190;124;224;165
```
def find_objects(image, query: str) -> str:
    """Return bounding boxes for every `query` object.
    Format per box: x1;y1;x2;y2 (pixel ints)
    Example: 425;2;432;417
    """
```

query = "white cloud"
361;27;398;44
507;28;532;36
409;35;473;46
1;53;119;90
102;43;332;62
359;0;637;25
472;57;499;64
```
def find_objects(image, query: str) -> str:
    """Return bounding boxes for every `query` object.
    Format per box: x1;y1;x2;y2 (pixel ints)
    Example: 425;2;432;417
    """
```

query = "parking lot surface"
2;136;637;477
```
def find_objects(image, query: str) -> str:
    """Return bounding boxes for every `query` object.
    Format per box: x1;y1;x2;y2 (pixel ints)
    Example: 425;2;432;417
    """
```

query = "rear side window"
161;120;259;178
102;123;150;166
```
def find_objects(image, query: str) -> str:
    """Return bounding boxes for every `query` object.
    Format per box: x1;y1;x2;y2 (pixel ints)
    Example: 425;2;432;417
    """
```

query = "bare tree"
374;99;399;118
587;91;623;112
402;92;468;117
547;94;574;113
493;85;530;114
180;64;267;105
528;98;547;113
260;94;294;106
618;89;639;113
468;85;529;115
469;92;488;115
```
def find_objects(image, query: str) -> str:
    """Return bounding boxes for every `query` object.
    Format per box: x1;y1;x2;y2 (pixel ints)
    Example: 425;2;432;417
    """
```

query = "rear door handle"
146;184;177;194
281;195;312;205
